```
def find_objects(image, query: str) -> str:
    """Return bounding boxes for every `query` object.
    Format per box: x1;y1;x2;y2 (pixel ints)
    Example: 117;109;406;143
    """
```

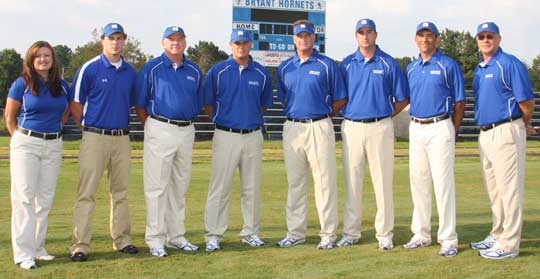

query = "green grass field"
0;138;539;278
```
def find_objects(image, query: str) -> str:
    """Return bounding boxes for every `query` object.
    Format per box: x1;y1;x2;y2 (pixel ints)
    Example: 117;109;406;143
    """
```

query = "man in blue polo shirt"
335;18;408;251
403;22;464;257
469;22;534;259
69;22;138;261
135;26;203;257
203;29;273;252
276;20;347;250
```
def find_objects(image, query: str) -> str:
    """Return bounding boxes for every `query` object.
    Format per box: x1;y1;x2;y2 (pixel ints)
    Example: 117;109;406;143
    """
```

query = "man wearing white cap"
336;18;409;251
276;19;347;250
203;28;273;252
135;26;203;257
469;22;534;259
403;21;464;257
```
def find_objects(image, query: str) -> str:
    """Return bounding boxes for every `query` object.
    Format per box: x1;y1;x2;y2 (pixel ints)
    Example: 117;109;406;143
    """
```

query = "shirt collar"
293;49;319;63
227;55;255;69
479;47;503;67
160;53;188;68
353;46;382;63
100;53;125;69
416;49;442;65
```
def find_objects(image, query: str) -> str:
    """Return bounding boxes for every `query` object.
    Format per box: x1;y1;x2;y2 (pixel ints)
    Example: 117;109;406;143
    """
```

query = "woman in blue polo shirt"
4;41;70;270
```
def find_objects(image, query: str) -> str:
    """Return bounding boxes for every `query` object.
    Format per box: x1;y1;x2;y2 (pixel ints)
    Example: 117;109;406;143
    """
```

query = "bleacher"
61;91;540;141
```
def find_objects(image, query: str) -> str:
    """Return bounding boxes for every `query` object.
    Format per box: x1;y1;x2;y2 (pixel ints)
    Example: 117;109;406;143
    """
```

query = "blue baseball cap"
163;26;185;39
102;23;125;37
476;22;500;36
230;28;252;42
293;23;314;35
356;18;376;32
416;21;439;35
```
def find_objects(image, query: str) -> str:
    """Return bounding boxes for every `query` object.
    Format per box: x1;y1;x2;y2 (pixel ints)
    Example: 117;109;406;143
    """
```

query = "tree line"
1;29;539;106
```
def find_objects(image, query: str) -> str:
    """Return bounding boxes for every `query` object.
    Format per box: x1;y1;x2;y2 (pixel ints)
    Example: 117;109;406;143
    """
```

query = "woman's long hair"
22;41;63;97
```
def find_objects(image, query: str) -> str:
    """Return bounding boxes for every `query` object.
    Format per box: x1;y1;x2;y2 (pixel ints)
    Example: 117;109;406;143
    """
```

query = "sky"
1;0;538;65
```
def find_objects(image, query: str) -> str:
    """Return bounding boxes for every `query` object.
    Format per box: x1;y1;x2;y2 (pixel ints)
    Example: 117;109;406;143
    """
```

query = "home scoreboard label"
232;0;326;67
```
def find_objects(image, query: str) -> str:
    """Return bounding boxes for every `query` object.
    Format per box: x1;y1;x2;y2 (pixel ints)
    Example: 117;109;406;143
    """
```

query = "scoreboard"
232;0;326;67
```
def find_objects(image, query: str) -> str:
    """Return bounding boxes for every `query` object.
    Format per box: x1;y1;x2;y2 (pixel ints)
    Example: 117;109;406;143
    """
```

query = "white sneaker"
36;254;55;261
403;237;432;249
336;237;359;247
470;235;496;250
241;235;265;247
480;248;518;259
439;244;458;257
316;240;335;250
19;259;36;270
149;247;168;257
378;239;394;250
206;239;221;252
276;237;306;248
167;240;199;251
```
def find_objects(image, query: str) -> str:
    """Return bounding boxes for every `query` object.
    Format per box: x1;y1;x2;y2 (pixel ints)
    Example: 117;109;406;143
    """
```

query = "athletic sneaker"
470;235;496;250
317;240;335;250
36;254;55;261
336;236;359;247
480;248;518;259
241;235;265;247
276;237;306;248
150;247;168;257
378;239;394;250
167;240;199;251
439;244;458;257
19;259;36;270
403;237;432;249
206;239;221;252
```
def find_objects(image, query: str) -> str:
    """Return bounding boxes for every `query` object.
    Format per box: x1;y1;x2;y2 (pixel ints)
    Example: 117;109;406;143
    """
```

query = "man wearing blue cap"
135;26;203;257
69;22;138;261
469;22;534;259
203;28;273;252
336;18;408;251
276;19;347;250
403;22;464;257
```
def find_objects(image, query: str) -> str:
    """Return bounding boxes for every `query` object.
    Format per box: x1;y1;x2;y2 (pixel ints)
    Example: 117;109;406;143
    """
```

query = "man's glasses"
477;34;495;40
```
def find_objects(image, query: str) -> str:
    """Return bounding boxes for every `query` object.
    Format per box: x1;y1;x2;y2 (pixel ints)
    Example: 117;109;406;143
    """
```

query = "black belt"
345;116;390;123
411;115;450;124
480;117;520;132
83;126;129;136
150;115;192;127
287;114;330;123
215;125;261;134
17;127;61;140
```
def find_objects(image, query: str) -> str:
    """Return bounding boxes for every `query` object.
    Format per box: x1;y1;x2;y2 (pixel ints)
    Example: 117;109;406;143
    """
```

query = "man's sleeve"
331;60;347;101
203;67;216;107
506;59;533;102
449;60;465;102
261;68;274;109
134;64;150;109
390;60;410;102
71;65;91;104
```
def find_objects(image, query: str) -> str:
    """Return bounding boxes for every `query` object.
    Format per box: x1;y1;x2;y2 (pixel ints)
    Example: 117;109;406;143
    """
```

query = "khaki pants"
70;131;132;254
341;118;394;242
144;118;195;248
283;118;338;242
409;118;457;246
204;129;263;241
479;119;526;255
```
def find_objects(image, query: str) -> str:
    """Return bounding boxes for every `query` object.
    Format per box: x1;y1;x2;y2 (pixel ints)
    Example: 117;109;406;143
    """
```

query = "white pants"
205;129;263;241
283;118;338;242
479;119;526;255
409;118;457;246
341;118;394;242
10;131;62;264
144;118;195;248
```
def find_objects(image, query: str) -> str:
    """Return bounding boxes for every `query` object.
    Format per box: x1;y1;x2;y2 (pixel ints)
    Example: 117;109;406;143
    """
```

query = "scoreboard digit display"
232;0;326;67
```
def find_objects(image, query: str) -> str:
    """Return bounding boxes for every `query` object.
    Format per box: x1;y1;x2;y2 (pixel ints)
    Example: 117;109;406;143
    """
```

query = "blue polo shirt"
71;54;137;129
340;47;409;120
203;57;273;130
473;48;533;126
406;50;465;118
135;53;203;121
277;50;346;119
8;77;70;133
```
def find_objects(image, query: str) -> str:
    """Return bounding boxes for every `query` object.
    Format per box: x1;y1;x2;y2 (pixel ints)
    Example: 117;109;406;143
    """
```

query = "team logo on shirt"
372;69;384;74
309;70;320;76
102;78;108;83
485;74;494;78
186;76;196;82
430;70;441;75
248;81;260;86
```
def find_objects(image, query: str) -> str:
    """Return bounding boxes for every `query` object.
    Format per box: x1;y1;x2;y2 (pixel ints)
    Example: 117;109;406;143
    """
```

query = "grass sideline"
0;138;538;278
